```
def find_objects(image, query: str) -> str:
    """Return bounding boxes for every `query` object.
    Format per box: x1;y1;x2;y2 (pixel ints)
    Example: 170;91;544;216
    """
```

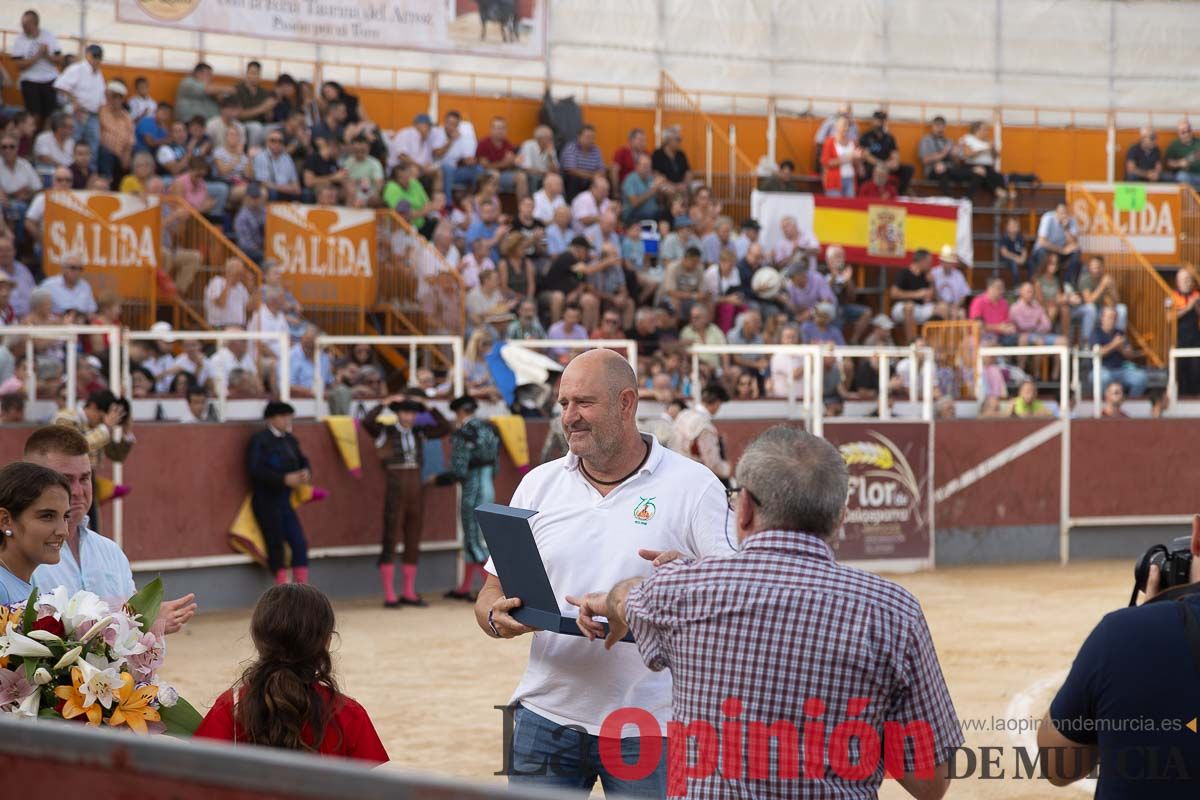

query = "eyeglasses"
267;137;283;143
0;145;15;150
725;485;761;508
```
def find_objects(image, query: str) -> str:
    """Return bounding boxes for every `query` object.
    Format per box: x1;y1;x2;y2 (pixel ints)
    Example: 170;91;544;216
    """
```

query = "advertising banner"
265;203;377;307
1074;182;1181;264
42;191;160;300
117;0;547;58
752;191;973;267
823;423;932;566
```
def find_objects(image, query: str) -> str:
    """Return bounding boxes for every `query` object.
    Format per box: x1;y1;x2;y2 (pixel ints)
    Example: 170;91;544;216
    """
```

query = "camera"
1131;537;1193;605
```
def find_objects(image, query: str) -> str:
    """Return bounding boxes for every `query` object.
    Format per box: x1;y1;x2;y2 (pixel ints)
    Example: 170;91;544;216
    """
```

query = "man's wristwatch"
487;609;502;639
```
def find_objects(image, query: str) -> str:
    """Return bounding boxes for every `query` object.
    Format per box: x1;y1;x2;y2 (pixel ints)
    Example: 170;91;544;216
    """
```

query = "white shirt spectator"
246;304;289;358
128;95;157;123
156;143;184;172
33;130;74;171
959;133;995;167
517;139;558;173
388;125;434;170
10;28;60;84
159;352;199;394
702;263;742;300
569;192;612;232
203;276;252;328
199;346;257;389
429;121;477;169
769;352;806;398
54;60;105;114
772;230;821;272
39;274;97;315
0;156;42;197
532;189;566;225
24;192;47;229
483;436;734;735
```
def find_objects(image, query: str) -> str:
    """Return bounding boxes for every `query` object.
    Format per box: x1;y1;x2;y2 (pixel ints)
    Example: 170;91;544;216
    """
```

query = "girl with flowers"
195;584;388;763
0;463;71;605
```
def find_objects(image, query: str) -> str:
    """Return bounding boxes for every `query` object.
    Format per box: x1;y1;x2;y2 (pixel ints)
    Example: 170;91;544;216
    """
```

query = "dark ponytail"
234;584;341;751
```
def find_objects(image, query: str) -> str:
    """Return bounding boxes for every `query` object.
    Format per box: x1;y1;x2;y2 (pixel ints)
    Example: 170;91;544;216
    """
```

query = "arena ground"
162;559;1131;798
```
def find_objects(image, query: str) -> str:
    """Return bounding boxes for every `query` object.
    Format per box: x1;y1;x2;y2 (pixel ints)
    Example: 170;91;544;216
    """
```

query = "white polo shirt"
54;61;105;114
486;434;734;736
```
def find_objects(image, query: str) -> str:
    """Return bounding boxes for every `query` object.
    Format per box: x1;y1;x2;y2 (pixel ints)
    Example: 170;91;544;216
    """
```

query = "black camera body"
1132;536;1194;604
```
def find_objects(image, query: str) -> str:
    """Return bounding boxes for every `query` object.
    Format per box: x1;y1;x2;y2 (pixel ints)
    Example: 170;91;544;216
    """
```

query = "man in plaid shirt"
570;426;962;799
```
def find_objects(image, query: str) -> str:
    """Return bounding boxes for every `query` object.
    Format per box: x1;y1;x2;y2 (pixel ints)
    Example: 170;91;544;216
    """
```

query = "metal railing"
122;330;291;421
5;324;121;405
1067;183;1174;366
1167;347;1200;408
685;343;936;436
313;334;464;418
375;210;465;336
159;195;262;330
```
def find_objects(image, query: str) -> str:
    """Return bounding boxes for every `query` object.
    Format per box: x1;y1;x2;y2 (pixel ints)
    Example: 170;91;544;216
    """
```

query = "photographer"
1039;515;1200;794
362;380;449;608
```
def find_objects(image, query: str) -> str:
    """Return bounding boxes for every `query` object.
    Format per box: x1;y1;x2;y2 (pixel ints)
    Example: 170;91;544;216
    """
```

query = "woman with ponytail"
194;584;388;763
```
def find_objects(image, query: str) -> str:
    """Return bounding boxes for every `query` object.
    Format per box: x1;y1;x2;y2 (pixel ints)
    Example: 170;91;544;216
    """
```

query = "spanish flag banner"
491;414;531;474
228;485;328;568
752;191;972;267
323;416;362;477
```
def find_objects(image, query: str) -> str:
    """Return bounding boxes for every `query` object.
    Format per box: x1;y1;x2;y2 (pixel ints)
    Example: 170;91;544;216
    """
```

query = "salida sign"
823;424;931;564
265;204;378;307
1074;182;1181;264
42;191;161;299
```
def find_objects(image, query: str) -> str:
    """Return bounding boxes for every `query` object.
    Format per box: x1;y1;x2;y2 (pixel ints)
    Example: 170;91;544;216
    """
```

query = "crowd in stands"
0;10;1192;421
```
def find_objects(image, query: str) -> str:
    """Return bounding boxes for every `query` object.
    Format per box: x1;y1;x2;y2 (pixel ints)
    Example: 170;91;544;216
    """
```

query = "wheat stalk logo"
838;442;894;470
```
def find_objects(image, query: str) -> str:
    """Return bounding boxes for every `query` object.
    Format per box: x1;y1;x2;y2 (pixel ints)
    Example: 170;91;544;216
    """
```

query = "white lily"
53;646;82;670
38;588;109;637
26;629;63;643
107;614;148;658
32;668;51;686
79;615;114;645
0;623;52;659
75;656;121;710
15;688;40;719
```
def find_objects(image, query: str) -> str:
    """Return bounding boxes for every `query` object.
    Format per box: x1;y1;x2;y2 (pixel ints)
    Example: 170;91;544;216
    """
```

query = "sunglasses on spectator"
0;145;15;150
53;176;71;183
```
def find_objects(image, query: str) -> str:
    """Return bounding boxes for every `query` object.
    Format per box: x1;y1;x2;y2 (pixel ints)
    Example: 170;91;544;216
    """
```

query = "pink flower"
125;634;164;679
0;668;34;710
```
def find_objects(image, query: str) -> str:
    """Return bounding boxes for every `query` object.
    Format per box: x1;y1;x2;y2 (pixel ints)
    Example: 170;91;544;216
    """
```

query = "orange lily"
105;672;159;735
54;666;102;726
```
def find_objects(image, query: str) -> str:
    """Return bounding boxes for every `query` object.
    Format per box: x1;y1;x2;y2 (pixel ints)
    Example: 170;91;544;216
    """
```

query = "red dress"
194;685;389;764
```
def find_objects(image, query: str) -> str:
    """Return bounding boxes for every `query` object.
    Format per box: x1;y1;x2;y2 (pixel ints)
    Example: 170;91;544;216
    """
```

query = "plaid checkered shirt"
625;530;963;799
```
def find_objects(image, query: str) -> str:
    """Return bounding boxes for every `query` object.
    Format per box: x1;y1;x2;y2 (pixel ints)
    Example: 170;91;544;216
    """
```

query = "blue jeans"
826;176;856;198
78;112;100;172
1098;363;1147;398
443;163;483;193
507;704;667;798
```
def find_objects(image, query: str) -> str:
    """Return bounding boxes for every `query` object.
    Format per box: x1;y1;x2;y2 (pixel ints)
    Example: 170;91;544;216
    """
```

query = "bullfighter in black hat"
362;378;449;607
246;401;311;585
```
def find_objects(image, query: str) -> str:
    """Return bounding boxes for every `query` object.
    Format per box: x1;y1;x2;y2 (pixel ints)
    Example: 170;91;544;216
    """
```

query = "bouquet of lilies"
0;578;200;735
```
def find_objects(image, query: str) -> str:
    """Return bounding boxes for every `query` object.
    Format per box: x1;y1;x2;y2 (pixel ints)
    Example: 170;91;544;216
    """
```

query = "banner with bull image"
265;203;378;308
117;0;547;58
42;191;161;300
824;423;933;566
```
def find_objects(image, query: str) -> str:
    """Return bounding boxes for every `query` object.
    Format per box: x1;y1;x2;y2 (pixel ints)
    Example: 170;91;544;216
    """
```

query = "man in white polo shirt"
475;348;733;797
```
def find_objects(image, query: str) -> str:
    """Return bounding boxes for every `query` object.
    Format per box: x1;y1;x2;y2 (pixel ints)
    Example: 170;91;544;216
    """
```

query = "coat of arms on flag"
867;205;906;258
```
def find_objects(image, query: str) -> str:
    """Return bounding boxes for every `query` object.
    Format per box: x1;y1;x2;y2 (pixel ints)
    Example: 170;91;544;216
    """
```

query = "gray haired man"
570;426;963;799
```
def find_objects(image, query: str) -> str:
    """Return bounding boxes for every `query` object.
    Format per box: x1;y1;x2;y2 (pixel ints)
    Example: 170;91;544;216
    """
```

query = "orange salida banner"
265;203;378;308
42;190;161;300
